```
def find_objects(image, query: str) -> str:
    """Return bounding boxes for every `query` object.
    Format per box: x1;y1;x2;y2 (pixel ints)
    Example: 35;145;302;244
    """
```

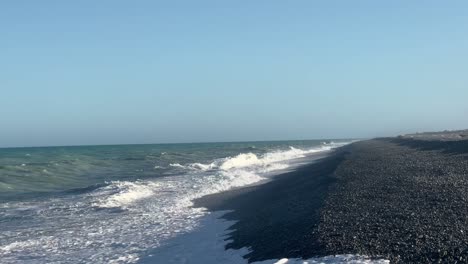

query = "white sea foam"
170;163;186;169
220;153;262;170
92;181;158;209
184;144;340;174
0;240;41;253
188;162;217;171
109;254;140;264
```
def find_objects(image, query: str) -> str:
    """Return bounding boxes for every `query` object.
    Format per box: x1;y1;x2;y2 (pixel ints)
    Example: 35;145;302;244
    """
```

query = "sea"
0;139;389;264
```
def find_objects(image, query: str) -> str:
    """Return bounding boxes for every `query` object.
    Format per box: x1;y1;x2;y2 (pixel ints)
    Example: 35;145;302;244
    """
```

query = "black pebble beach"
195;132;468;263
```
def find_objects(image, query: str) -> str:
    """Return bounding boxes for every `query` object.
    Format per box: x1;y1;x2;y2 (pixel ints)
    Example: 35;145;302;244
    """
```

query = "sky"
1;1;467;147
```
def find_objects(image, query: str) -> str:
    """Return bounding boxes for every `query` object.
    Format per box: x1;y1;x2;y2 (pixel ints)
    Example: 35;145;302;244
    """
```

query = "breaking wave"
92;181;158;209
89;142;347;211
170;144;342;175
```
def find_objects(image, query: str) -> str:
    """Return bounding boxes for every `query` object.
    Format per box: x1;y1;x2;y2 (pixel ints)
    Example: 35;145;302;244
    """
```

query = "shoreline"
195;137;468;263
194;148;349;262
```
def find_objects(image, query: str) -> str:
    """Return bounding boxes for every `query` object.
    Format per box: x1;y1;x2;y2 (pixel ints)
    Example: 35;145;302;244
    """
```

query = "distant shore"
195;132;468;263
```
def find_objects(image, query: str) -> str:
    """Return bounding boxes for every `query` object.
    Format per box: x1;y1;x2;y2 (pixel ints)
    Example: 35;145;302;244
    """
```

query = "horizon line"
0;137;362;150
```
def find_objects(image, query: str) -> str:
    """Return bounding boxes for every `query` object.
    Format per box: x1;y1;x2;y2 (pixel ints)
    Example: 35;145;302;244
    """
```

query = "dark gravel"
320;138;468;263
196;137;468;263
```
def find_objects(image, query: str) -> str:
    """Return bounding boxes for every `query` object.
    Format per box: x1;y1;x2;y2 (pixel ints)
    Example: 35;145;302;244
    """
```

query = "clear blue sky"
1;1;467;147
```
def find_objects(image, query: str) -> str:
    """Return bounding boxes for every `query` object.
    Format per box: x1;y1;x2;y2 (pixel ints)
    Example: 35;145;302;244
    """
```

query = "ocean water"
0;140;353;263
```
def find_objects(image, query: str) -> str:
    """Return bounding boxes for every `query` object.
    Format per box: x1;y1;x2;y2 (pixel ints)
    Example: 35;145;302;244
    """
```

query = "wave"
219;153;261;170
220;145;332;171
175;144;342;174
188;162;217;171
169;162;217;171
169;163;186;169
92;181;158;209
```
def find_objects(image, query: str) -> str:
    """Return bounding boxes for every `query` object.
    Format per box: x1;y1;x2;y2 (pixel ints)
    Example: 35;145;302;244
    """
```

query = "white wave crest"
171;162;217;171
201;169;265;196
220;146;330;171
188;162;217;171
184;144;338;174
220;153;261;170
169;163;186;169
92;181;158;209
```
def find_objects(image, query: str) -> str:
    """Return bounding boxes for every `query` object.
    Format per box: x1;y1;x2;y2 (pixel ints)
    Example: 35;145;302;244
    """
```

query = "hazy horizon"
0;136;360;149
1;1;467;148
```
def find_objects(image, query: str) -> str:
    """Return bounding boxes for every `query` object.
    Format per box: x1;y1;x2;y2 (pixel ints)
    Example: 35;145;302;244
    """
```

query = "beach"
195;132;468;263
